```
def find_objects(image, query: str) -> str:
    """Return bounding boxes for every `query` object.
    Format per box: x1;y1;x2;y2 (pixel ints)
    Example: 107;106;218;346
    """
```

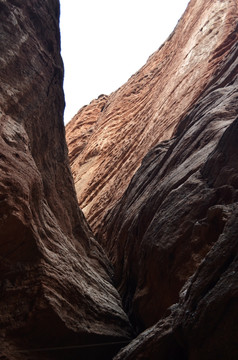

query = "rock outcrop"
0;1;131;359
66;0;238;234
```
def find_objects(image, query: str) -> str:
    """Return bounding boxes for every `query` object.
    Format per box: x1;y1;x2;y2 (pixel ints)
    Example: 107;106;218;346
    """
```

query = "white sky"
60;0;190;124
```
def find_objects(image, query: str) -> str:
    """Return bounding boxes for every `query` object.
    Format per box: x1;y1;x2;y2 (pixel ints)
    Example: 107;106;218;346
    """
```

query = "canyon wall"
99;37;238;332
104;36;238;345
115;200;238;360
66;0;238;234
1;0;238;359
0;1;131;359
114;108;238;360
66;0;238;358
112;4;238;358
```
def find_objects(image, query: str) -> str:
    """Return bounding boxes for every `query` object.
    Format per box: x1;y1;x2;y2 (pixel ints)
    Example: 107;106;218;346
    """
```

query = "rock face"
66;94;108;181
115;176;238;360
100;34;238;331
0;1;131;359
112;30;238;359
2;0;238;358
66;0;238;234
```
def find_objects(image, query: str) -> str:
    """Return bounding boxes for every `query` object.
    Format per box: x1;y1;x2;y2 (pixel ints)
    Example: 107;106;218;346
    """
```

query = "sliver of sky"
60;0;190;124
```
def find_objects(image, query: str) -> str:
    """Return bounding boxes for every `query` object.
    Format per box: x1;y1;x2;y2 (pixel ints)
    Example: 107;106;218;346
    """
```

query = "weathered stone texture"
114;204;238;359
66;0;238;234
100;36;238;334
2;0;238;358
111;23;238;359
0;1;131;359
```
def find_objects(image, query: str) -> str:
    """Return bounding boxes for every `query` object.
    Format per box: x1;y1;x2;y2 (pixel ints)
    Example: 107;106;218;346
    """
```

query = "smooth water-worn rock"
99;36;238;334
66;0;238;234
113;35;238;358
0;1;131;359
114;201;238;360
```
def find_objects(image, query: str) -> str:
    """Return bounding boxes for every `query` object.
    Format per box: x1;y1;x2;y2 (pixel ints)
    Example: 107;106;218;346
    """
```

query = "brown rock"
66;0;238;234
98;24;238;332
66;94;109;169
114;204;238;359
0;1;131;359
114;35;238;360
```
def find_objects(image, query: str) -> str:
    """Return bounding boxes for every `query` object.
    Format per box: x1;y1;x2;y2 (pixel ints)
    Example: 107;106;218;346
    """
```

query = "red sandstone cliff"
112;8;238;360
0;1;131;359
66;0;238;358
66;0;238;234
104;37;238;341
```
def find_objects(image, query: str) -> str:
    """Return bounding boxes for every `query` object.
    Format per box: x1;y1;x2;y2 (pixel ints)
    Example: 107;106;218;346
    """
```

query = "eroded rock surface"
99;36;238;335
0;1;131;359
115;202;238;359
66;0;238;234
66;94;109;169
112;16;238;358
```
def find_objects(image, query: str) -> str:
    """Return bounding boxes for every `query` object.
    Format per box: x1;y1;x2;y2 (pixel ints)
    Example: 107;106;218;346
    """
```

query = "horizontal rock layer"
66;0;238;234
0;1;131;359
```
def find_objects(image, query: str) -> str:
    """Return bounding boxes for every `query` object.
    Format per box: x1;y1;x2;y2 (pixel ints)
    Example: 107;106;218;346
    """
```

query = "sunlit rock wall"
66;0;238;235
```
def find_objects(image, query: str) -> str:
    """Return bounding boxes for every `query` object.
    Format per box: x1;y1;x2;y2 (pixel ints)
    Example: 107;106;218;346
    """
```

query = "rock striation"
0;1;131;359
2;0;238;358
66;0;238;234
115;143;238;359
66;94;108;181
99;34;238;330
112;26;238;360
